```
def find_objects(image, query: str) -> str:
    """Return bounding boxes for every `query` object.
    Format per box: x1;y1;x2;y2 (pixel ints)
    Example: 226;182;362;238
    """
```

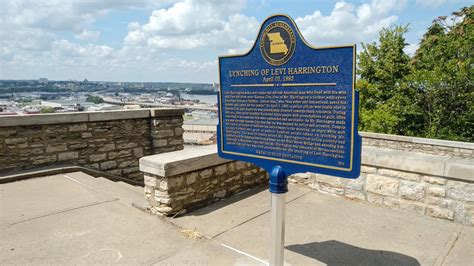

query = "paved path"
1;172;472;265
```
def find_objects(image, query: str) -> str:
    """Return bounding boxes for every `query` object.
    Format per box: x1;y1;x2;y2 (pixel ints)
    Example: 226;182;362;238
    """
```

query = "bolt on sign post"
217;14;361;266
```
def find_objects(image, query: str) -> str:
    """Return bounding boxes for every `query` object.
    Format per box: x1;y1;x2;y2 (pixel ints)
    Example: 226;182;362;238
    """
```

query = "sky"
0;0;470;83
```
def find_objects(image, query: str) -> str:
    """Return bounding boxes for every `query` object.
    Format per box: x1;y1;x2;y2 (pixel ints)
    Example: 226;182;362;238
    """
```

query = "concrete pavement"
1;172;472;265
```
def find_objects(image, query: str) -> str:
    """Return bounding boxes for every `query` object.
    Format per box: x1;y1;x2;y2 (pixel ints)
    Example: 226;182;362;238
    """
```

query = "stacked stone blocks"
139;136;472;226
150;109;185;154
361;132;473;159
144;161;268;216
0;109;184;181
290;165;473;226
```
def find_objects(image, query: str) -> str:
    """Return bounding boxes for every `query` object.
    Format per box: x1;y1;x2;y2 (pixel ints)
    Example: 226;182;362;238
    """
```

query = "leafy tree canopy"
358;5;473;142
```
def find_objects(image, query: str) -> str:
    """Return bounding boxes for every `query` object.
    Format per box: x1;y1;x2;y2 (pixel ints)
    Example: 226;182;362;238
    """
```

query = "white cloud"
404;43;419;56
125;0;405;54
141;0;246;35
296;0;404;45
156;58;217;72
0;0;151;66
53;40;114;58
75;29;101;41
0;0;412;82
124;0;258;51
0;0;151;32
0;0;146;78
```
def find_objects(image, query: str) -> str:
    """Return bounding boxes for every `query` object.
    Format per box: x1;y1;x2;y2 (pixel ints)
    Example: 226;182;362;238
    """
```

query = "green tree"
357;25;423;135
40;106;55;113
410;6;473;141
86;95;104;104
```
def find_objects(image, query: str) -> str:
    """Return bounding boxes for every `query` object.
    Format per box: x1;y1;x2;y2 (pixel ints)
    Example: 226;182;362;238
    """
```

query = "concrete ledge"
0;112;89;127
140;145;472;182
361;131;474;150
445;162;474;181
150;108;185;118
0;108;185;127
88;109;150;122
362;146;473;182
139;145;230;177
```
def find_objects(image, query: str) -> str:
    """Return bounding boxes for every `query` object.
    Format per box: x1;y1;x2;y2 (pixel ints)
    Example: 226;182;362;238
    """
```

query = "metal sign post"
216;14;362;266
269;166;287;266
270;193;286;266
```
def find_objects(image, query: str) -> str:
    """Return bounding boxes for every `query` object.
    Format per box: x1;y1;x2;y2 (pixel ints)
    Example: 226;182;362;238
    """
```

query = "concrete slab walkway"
1;172;472;265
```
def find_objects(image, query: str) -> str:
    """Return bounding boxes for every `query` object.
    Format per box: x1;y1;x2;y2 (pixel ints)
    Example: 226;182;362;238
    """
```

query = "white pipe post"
270;192;286;266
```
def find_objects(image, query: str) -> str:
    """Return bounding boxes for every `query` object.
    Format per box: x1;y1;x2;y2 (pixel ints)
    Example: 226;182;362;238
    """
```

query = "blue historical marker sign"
217;14;361;181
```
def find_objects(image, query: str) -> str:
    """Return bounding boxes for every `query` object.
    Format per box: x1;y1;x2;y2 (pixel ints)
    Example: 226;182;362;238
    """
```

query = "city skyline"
0;0;471;83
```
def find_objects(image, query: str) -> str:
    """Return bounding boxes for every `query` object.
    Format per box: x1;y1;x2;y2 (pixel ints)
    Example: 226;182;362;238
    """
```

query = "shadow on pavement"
286;240;420;266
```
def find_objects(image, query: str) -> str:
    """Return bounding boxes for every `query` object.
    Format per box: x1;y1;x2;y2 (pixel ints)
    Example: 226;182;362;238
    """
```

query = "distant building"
191;110;214;118
41;101;62;108
212;83;219;92
25;109;40;114
39;78;48;84
183;117;217;145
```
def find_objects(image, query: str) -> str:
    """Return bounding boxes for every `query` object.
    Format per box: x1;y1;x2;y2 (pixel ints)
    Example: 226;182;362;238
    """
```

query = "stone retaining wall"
291;146;473;226
361;132;473;159
140;145;268;215
140;139;473;226
0;109;184;181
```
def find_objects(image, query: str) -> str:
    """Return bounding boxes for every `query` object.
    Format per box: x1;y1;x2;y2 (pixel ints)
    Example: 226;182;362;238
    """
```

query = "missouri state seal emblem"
259;21;296;66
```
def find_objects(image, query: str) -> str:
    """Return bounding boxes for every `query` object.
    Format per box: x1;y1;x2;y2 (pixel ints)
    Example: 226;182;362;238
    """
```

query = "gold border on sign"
217;14;357;172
